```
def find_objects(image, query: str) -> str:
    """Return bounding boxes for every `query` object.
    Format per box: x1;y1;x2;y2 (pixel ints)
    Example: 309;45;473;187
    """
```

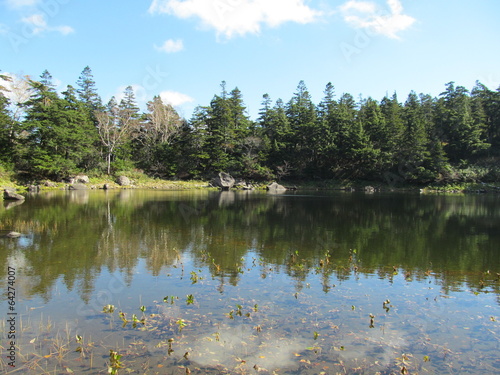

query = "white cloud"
154;38;184;53
21;13;74;35
159;90;194;107
148;0;322;38
340;0;415;40
112;85;193;110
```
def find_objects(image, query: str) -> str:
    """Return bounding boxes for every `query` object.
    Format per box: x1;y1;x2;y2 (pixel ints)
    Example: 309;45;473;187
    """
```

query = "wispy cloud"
154;38;184;53
340;0;415;40
159;90;194;107
113;85;193;109
21;13;74;35
148;0;322;39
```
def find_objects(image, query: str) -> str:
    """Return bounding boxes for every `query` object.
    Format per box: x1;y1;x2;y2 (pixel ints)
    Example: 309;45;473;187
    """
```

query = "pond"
1;189;500;374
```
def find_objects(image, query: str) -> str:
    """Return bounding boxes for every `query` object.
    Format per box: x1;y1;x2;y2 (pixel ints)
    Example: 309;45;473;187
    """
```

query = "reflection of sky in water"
2;191;500;374
18;234;34;248
3;245;500;374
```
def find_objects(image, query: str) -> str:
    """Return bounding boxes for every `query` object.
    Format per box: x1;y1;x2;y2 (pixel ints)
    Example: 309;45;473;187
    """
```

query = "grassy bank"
1;168;500;195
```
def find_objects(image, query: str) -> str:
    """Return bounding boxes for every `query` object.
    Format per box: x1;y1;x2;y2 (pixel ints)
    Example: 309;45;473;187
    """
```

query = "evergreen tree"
357;97;389;173
260;97;292;179
39;70;56;89
314;83;337;177
419;93;448;175
20;73;98;178
183;105;211;177
76;66;103;114
285;81;317;177
205;82;251;174
400;91;432;181
439;82;490;161
471;81;500;149
380;93;404;163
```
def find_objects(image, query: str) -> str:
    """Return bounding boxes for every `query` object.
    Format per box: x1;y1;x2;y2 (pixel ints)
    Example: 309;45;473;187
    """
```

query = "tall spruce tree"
380;93;404;164
286;81;317;177
204;82;251;174
260;97;292;179
76;66;103;115
314;83;337;177
400;91;432;181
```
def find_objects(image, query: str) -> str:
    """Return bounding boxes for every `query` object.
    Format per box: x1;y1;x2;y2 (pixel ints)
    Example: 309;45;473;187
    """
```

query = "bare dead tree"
95;98;139;174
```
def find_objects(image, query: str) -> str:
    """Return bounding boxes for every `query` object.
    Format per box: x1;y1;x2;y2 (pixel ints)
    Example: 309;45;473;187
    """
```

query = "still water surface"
1;189;500;374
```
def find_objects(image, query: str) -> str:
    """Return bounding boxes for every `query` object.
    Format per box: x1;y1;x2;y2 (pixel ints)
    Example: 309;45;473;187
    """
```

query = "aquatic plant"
108;350;124;374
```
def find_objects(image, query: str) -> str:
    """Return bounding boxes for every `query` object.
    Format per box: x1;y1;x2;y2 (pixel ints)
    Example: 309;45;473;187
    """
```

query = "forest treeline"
1;67;500;184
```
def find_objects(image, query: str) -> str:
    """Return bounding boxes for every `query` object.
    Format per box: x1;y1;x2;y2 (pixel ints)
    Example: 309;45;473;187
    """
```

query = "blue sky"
1;0;499;120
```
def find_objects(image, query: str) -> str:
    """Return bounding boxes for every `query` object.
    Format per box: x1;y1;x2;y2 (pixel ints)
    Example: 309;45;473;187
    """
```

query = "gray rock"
5;231;21;238
235;180;254;190
210;172;235;190
364;186;375;193
103;183;114;190
74;175;90;184
68;183;88;190
43;180;58;188
266;182;287;192
116;176;131;186
28;185;40;192
3;189;25;201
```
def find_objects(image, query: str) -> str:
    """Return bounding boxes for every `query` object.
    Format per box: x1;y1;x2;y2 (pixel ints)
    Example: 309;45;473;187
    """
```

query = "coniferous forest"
1;67;500;185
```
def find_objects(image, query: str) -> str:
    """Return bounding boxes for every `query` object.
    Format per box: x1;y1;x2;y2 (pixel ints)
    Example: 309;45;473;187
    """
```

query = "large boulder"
266;182;287;192
116;176;131;186
210;172;235;190
74;175;90;184
3;189;25;201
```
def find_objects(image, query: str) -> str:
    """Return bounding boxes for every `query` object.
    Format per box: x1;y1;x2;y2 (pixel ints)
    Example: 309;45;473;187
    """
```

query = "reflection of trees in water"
1;191;499;302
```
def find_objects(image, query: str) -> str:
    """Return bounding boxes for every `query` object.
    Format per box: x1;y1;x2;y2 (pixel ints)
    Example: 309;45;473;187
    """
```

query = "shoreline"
3;176;500;197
